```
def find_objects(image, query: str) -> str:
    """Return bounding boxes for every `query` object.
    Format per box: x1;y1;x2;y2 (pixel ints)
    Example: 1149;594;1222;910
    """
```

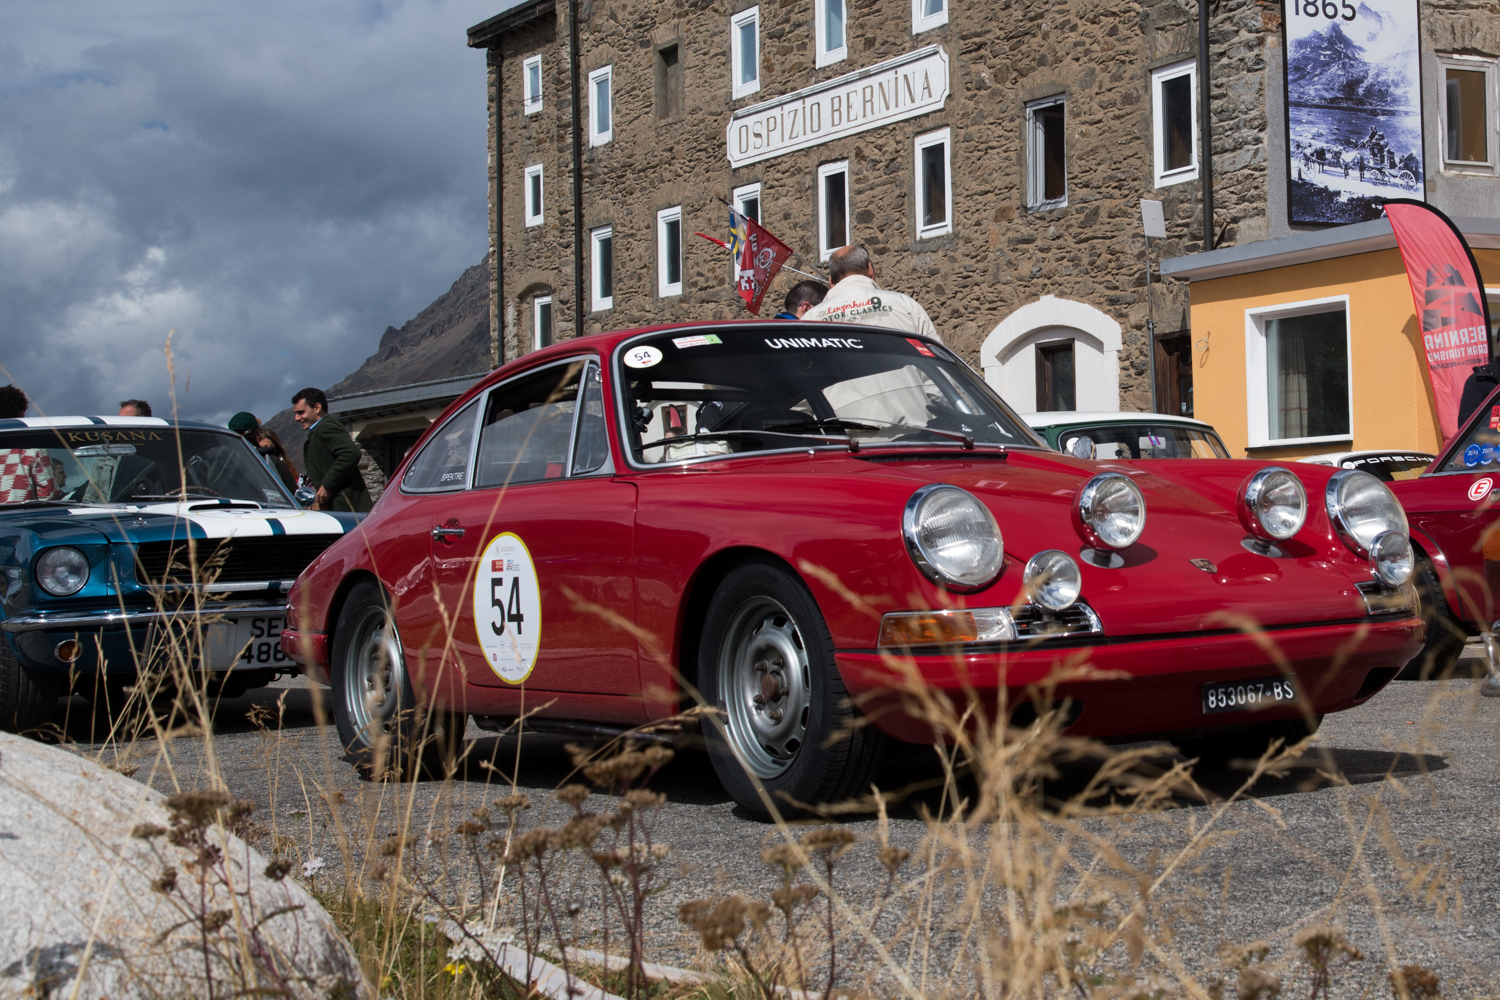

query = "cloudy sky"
0;0;502;423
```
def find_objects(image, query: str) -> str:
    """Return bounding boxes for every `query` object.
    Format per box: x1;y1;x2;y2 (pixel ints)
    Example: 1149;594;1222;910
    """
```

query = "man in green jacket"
291;387;372;513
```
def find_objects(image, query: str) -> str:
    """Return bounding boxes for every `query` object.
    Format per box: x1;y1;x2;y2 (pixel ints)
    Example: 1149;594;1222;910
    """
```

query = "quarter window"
475;361;586;488
731;7;760;99
401;399;480;492
914;128;951;239
591;226;614;311
533;294;553;350
523;55;543;114
1440;56;1496;168
1151;61;1198;187
524;164;544;227
1245;298;1352;447
912;0;947;34
1026;98;1067;210
815;0;846;67
817;161;849;261
589;66;613;146
658;207;683;297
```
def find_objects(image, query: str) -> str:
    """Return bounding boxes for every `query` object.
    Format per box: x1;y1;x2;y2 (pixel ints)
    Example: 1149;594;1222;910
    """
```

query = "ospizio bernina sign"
726;46;949;168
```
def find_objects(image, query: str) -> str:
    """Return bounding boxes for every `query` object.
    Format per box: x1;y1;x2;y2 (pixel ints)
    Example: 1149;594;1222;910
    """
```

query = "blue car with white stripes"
0;416;363;732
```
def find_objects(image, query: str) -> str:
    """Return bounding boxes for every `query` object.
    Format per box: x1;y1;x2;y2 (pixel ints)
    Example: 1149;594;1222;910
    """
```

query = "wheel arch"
1408;530;1469;628
322;570;386;641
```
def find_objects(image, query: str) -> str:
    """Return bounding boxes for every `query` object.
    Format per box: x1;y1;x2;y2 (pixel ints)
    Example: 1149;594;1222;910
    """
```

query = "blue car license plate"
1202;676;1299;714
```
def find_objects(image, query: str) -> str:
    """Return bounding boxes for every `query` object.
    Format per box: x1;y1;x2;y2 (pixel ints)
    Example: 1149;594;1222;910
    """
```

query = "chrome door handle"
430;525;465;540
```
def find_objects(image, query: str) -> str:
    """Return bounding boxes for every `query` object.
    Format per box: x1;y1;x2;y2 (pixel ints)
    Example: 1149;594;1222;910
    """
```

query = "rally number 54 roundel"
473;533;542;684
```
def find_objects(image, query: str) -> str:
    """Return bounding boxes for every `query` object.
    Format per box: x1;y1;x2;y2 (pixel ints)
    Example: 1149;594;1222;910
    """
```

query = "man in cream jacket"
802;245;942;343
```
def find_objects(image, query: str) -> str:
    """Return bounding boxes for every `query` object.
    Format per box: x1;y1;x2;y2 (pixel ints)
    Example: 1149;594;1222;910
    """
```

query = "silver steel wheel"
716;595;812;779
342;604;405;745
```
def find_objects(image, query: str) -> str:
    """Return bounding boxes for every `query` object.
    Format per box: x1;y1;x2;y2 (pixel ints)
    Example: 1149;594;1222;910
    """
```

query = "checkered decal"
0;449;62;503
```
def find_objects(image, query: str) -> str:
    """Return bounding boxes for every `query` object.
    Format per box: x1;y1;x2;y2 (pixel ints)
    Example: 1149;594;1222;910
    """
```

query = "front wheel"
330;580;465;780
697;562;885;816
0;641;62;736
1397;557;1469;680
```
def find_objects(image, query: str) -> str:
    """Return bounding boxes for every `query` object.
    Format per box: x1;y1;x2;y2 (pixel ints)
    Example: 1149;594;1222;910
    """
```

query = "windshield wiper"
125;491;232;502
763;416;982;450
637;428;859;453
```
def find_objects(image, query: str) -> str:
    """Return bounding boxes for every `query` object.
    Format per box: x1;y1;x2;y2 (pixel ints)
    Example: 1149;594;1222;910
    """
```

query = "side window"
402;399;480;492
1443;407;1500;472
571;364;611;475
474;362;585;488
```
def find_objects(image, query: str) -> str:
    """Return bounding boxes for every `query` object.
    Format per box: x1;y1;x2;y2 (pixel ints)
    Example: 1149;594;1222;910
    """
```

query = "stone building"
465;0;1499;427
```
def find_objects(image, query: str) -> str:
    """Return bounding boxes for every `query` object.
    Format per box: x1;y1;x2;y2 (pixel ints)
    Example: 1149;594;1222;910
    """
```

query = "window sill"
1440;162;1496;175
1027;199;1068;213
1246;434;1352;450
524;104;543;116
1154;169;1199;189
916;224;953;240
815;49;847;69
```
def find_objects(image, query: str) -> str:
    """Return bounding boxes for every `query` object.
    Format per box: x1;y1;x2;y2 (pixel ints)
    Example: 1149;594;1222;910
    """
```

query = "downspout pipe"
1198;0;1214;250
569;0;585;336
490;47;504;365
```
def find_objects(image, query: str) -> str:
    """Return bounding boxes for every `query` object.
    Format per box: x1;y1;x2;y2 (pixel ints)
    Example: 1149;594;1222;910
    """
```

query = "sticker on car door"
474;532;542;683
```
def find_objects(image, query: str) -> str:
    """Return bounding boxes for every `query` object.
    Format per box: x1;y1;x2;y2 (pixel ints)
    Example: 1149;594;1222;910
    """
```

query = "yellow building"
1161;217;1500;460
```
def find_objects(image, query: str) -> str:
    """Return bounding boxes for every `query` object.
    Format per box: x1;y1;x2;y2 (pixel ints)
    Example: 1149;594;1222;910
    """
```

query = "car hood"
0;501;359;546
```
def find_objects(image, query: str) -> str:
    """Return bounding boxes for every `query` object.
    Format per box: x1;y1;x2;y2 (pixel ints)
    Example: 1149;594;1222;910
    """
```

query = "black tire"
1176;715;1322;770
1397;557;1469;680
329;580;465;780
0;640;62;736
697;561;886;816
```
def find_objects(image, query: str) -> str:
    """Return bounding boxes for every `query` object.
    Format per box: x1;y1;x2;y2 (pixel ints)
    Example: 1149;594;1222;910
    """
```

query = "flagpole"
695;233;823;281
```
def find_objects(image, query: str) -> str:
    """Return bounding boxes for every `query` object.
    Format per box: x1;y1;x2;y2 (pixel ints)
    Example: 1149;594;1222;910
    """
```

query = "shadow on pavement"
56;678;326;747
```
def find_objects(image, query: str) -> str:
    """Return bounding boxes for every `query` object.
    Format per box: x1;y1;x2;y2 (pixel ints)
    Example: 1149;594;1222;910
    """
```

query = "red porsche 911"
282;323;1424;812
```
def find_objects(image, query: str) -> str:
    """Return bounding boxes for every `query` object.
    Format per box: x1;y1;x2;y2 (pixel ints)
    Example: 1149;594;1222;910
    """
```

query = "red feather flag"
735;214;793;315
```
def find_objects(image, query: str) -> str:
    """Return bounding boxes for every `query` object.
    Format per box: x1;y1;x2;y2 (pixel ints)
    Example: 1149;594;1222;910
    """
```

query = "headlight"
1325;470;1409;557
1369;530;1415;586
1075;473;1146;550
1241;466;1307;541
36;546;89;597
1023;550;1081;611
902;485;1005;592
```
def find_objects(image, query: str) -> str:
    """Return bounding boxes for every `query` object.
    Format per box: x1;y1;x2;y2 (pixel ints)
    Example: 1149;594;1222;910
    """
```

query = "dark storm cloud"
0;0;499;424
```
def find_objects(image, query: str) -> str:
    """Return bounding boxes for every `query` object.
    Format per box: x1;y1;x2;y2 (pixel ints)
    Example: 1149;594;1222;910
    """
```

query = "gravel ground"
63;646;1500;998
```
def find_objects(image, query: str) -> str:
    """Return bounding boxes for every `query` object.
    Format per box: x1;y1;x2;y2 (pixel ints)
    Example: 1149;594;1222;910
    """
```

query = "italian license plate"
1202;676;1299;714
203;616;291;671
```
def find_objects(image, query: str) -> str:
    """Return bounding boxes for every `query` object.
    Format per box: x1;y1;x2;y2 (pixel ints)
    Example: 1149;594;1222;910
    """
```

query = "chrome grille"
1012;603;1104;640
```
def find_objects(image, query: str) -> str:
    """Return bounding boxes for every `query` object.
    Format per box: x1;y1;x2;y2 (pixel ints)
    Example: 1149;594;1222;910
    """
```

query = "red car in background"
282;323;1424;813
1389;390;1500;684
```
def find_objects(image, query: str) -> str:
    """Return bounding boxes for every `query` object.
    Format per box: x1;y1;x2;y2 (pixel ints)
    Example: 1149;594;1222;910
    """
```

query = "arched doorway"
980;296;1122;413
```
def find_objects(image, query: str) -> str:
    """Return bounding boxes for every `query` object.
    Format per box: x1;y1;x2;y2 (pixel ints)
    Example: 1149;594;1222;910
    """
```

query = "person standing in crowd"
803;245;942;342
775;280;829;320
118;400;152;417
1457;355;1500;428
291;388;371;512
229;411;299;493
0;386;62;503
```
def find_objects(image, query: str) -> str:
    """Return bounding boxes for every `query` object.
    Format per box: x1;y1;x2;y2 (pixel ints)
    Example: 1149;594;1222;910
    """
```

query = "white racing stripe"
67;503;348;539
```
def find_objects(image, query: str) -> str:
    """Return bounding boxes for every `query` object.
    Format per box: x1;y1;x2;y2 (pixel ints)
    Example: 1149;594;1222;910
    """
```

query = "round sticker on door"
473;533;542;684
623;345;663;369
1469;477;1493;502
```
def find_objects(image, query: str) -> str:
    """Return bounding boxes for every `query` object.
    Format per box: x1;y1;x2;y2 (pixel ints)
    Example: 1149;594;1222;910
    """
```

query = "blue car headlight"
36;547;90;597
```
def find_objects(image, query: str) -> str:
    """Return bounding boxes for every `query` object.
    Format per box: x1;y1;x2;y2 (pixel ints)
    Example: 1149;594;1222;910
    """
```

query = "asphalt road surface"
65;647;1500;998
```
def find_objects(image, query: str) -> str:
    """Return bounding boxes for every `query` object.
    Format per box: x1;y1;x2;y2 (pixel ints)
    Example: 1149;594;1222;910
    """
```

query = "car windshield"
1056;423;1231;460
0;426;295;507
1336;453;1433;481
616;327;1040;464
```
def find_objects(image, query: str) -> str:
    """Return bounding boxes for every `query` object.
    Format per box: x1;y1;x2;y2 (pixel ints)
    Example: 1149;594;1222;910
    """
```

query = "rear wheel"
1398;557;1469;680
0;641;62;736
330;580;465;780
698;561;885;816
1176;715;1322;770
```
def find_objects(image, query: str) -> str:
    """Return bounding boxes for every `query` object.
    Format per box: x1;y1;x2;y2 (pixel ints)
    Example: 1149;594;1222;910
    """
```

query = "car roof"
1023;411;1218;429
0;416;225;431
1297;449;1436;464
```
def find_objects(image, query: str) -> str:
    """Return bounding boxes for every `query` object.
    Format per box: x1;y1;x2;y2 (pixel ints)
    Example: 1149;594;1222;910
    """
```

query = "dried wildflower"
877;844;911;875
800;826;856;863
368;862;389;883
678;896;771;951
1296;926;1362;1000
641;745;674;770
263;858;293;881
771;883;820;916
1237;966;1282;1000
300;856;326;878
131;823;166;840
505;827;558;864
558;814;606;850
1390;965;1440;1000
379;834;417;857
151;867;178;894
761;843;805;875
165;789;233;825
650;842;670;860
454;821;487;837
622;788;665;812
202;909;233;934
556;784;590;806
493;793;531;814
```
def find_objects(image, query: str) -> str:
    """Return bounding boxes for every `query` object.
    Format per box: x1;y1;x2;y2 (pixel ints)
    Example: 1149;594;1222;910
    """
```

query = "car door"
426;358;641;717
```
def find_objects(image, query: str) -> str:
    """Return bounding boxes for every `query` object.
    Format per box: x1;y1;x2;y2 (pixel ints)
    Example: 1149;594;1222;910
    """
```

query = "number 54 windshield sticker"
474;533;542;683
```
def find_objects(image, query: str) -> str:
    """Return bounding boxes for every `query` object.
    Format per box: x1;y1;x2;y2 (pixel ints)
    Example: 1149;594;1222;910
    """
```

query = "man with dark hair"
0;386;26;420
292;387;371;512
118;399;152;417
775;280;829;320
804;245;941;342
0;386;62;503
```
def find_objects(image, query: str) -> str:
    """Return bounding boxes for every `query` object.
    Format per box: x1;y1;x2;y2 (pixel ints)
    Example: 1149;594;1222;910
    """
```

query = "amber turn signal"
877;608;1017;647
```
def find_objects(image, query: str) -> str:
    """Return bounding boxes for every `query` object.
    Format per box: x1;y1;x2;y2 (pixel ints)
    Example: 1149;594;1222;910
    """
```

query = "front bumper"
280;628;330;683
838;615;1425;743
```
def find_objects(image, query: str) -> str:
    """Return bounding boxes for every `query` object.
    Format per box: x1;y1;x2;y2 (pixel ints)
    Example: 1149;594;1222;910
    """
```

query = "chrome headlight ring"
1074;473;1147;551
35;546;90;597
1325;469;1409;558
1369;530;1415;587
902;484;1005;593
1241;466;1308;542
1023;549;1082;611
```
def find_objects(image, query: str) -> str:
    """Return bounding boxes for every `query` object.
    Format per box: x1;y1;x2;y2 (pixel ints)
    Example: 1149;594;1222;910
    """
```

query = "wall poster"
1284;0;1425;225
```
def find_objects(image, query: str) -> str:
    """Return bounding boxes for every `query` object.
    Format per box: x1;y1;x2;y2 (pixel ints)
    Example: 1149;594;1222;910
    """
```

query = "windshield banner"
1385;199;1494;442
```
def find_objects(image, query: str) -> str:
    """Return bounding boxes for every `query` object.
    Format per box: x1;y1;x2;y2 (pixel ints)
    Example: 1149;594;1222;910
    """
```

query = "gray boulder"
0;732;372;999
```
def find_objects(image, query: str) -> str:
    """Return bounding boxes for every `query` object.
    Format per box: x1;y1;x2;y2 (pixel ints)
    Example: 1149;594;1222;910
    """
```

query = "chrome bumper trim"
2;602;291;634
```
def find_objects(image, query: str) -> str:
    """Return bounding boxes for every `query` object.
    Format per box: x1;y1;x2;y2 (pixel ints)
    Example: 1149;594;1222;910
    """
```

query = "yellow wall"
1189;247;1500;459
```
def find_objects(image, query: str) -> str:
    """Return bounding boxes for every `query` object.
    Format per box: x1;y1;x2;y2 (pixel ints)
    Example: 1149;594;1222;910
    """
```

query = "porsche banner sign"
1385;199;1495;441
726;46;949;168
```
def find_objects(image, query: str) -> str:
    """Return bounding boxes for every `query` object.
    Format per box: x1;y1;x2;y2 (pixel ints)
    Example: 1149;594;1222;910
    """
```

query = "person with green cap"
230;411;299;494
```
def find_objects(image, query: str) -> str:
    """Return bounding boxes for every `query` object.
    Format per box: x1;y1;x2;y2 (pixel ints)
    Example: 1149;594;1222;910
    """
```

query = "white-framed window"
817;161;849;261
523;164;544;227
1244;295;1352;449
657;207;683;297
731;7;760;99
1438;54;1497;170
1151;60;1198;187
523;55;543;115
1026;97;1067;210
532;294;553;350
591;225;613;311
912;0;947;34
914;128;951;239
588;66;613;146
815;0;847;68
733;182;762;223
